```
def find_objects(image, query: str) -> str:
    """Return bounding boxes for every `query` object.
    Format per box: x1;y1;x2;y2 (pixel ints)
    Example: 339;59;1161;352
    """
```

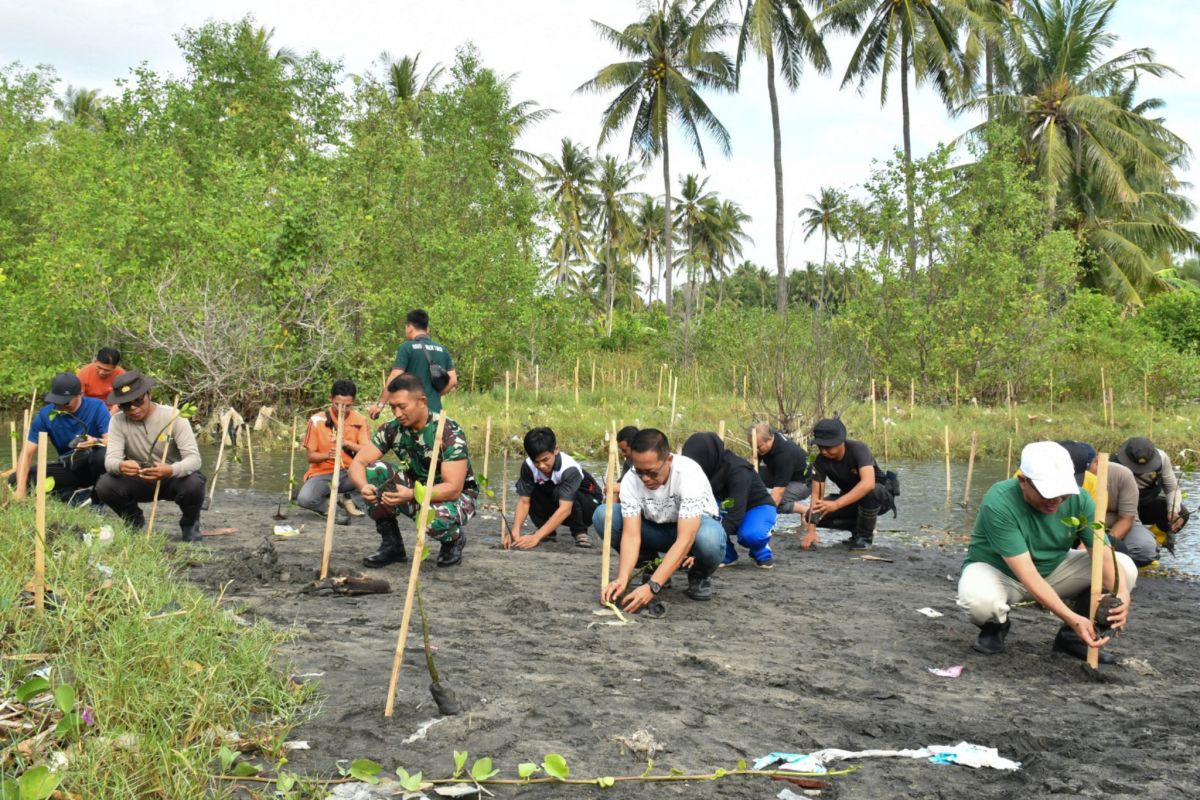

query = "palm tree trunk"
901;44;917;286
662;136;674;319
985;40;995;121
766;49;787;316
605;226;615;336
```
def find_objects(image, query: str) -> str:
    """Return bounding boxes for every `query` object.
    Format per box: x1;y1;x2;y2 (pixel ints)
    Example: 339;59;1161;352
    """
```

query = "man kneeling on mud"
957;442;1136;663
595;428;725;611
349;374;477;569
508;427;604;550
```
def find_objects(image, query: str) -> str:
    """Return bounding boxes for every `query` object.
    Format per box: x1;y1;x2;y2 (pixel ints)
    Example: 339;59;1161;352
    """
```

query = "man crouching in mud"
349;374;477;569
957;442;1136;663
595;429;725;612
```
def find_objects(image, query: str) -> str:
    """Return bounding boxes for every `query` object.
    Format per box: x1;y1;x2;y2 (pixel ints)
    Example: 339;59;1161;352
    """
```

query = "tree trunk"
662;135;673;319
901;45;917;287
767;48;787;316
985;40;995;121
605;225;615;336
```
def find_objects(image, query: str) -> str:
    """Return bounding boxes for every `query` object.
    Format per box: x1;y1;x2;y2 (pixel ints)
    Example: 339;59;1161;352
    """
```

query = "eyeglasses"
634;459;670;480
120;393;150;408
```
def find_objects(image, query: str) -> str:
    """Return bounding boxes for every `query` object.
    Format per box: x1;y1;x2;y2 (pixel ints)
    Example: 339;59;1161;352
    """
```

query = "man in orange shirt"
297;380;370;525
77;348;125;411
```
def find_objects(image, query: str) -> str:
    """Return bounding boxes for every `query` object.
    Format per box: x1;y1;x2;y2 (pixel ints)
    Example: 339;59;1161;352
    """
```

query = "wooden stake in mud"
1108;387;1116;429
1014;414;1020;437
34;433;47;615
535;364;540;403
9;420;16;472
146;411;183;538
962;431;978;508
514;358;521;393
656;364;664;406
871;378;877;433
669;376;678;431
482;416;492;488
591;359;597;393
742;373;749;407
1100;367;1109;427
1006;436;1013;477
384;412;448;717
243;423;256;482
717;420;726;441
1088;453;1111;671
600;429;619;596
574;359;580;407
885;377;891;414
285;415;299;501
499;452;510;545
750;426;759;471
318;406;346;581
22;409;30;443
203;417;229;512
943;425;951;498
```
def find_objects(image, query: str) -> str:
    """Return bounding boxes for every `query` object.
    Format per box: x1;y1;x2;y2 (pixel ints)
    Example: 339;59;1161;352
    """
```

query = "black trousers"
813;483;892;531
94;471;206;527
1138;493;1172;532
529;487;600;535
8;448;107;501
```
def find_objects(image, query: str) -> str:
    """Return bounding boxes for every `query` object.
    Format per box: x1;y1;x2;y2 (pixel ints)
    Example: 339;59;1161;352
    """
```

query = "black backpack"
419;342;451;394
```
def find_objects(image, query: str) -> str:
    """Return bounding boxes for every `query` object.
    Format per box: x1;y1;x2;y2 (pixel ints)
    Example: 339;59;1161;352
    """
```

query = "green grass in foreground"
0;503;311;797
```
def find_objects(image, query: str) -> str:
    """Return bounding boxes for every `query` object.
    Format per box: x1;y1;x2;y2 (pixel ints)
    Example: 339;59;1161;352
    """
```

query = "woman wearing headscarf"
683;432;778;568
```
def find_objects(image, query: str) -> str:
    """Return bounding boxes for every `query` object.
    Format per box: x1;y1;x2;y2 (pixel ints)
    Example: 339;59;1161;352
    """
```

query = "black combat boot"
363;518;408;567
436;529;466;568
179;518;203;543
846;505;878;550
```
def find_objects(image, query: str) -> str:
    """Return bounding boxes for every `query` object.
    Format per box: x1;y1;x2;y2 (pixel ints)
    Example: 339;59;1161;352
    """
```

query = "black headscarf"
683;432;729;485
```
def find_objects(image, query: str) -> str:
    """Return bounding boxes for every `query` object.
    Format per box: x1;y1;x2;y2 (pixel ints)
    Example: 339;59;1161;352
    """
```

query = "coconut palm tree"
631;196;666;305
799;187;848;271
673;173;719;320
380;52;445;103
819;0;966;280
55;86;105;128
703;198;753;308
714;0;830;314
538;138;597;292
578;0;736;318
592;155;645;333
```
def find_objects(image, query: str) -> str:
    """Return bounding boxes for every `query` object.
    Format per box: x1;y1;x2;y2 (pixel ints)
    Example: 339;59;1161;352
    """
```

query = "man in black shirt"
509;427;604;549
803;418;892;551
751;423;811;514
684;433;778;567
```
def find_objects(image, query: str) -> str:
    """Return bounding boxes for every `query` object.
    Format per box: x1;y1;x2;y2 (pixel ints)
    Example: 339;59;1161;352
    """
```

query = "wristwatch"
646;579;662;595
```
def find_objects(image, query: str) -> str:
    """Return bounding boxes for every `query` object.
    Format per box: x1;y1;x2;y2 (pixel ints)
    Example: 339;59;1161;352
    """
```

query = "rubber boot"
1052;593;1117;664
179;518;203;543
436;529;465;568
363;517;407;567
847;505;878;550
973;620;1010;654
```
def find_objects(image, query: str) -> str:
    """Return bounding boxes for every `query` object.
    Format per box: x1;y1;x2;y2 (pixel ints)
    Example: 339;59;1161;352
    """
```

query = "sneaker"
340;495;365;517
754;556;774;569
685;571;713;601
573;530;592;548
437;531;465;568
335;507;351;526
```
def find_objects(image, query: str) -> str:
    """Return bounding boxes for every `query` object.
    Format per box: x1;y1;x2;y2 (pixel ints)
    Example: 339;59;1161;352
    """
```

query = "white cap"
1019;441;1080;500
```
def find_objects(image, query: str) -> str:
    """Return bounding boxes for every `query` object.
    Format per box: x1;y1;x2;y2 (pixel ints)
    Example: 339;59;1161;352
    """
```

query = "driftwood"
303;571;391;597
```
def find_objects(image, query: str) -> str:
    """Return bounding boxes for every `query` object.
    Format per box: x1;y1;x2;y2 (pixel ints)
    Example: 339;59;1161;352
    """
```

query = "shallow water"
195;441;1200;575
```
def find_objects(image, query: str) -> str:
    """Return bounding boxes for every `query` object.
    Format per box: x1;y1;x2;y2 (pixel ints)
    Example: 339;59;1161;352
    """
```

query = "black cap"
1057;440;1096;487
1116;437;1162;475
810;418;847;448
45;372;83;405
107;370;156;405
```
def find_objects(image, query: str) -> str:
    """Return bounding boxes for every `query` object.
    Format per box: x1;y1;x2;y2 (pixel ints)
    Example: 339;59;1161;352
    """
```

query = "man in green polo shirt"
957;441;1136;662
369;309;457;416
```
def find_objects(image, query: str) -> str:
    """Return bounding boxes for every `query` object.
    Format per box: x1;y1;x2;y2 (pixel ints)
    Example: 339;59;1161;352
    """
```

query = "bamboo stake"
954;369;960;408
514;358;520;393
670;376;678;432
871;378;877;433
962;431;978;508
535;364;540;403
717;420;725;441
1006;437;1013;477
1014;415;1020;437
1108;387;1116;430
34;433;47;615
470;357;477;393
742;373;748;407
600;430;618;596
500;453;510;544
146;411;182;539
26;389;36;431
656;364;664;406
1088;453;1111;671
750;426;759;471
244;424;256;482
574;360;580;407
885;377;891;414
9;421;16;472
384;413;448;717
504;371;511;419
318;406;346;580
22;409;30;443
591;359;596;393
203;417;229;512
1100;367;1108;427
285;415;299;502
944;425;951;498
482;416;492;488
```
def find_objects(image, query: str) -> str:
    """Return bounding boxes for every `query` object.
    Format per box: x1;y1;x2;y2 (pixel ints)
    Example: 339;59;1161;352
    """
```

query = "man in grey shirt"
94;371;206;541
1061;441;1158;567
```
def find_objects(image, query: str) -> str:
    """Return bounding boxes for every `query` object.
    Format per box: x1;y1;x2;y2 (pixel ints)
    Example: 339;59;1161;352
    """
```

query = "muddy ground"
167;488;1200;799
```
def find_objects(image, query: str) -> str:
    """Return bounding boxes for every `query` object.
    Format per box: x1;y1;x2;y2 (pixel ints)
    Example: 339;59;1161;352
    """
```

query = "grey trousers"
296;473;362;516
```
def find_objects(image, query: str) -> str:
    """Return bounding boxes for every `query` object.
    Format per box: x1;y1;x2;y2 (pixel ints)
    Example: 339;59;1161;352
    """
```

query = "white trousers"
957;549;1138;626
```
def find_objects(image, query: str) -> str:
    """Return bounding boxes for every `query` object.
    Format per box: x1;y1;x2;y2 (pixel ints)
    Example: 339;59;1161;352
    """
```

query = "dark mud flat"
178;489;1200;799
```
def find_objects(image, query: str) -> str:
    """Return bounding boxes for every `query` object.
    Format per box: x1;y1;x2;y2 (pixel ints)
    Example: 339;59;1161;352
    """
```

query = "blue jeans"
724;503;777;564
592;503;726;572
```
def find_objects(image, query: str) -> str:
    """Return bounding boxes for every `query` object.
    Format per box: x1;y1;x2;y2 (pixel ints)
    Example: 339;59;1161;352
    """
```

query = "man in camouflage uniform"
349;373;477;569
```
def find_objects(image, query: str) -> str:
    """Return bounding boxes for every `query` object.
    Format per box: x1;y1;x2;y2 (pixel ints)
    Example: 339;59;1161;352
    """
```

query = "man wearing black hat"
803;418;893;550
11;372;110;502
1116;437;1188;554
93;371;206;541
1059;441;1159;567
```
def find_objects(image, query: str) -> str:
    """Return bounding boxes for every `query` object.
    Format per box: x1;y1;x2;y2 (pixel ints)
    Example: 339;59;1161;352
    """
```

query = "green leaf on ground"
597;776;616;788
542;753;569;780
53;684;75;714
470;757;497;781
396;768;422;792
349;759;381;784
218;745;238;773
16;677;49;704
18;767;61;800
517;762;539;779
232;762;261;777
453;750;468;778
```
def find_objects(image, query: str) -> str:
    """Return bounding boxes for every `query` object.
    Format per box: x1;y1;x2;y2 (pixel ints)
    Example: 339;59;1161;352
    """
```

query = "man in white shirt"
595;428;725;611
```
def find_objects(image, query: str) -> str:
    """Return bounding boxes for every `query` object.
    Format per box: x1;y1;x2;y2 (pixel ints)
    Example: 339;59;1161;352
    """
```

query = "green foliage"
542;753;570;780
1138;291;1200;354
518;762;540;779
470;756;498;781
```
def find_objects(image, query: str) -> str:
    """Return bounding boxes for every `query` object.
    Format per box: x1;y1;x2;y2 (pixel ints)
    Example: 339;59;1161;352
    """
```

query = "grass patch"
0;503;312;797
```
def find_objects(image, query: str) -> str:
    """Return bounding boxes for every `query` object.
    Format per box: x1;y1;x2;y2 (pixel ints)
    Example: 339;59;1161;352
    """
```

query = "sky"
3;0;1197;272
